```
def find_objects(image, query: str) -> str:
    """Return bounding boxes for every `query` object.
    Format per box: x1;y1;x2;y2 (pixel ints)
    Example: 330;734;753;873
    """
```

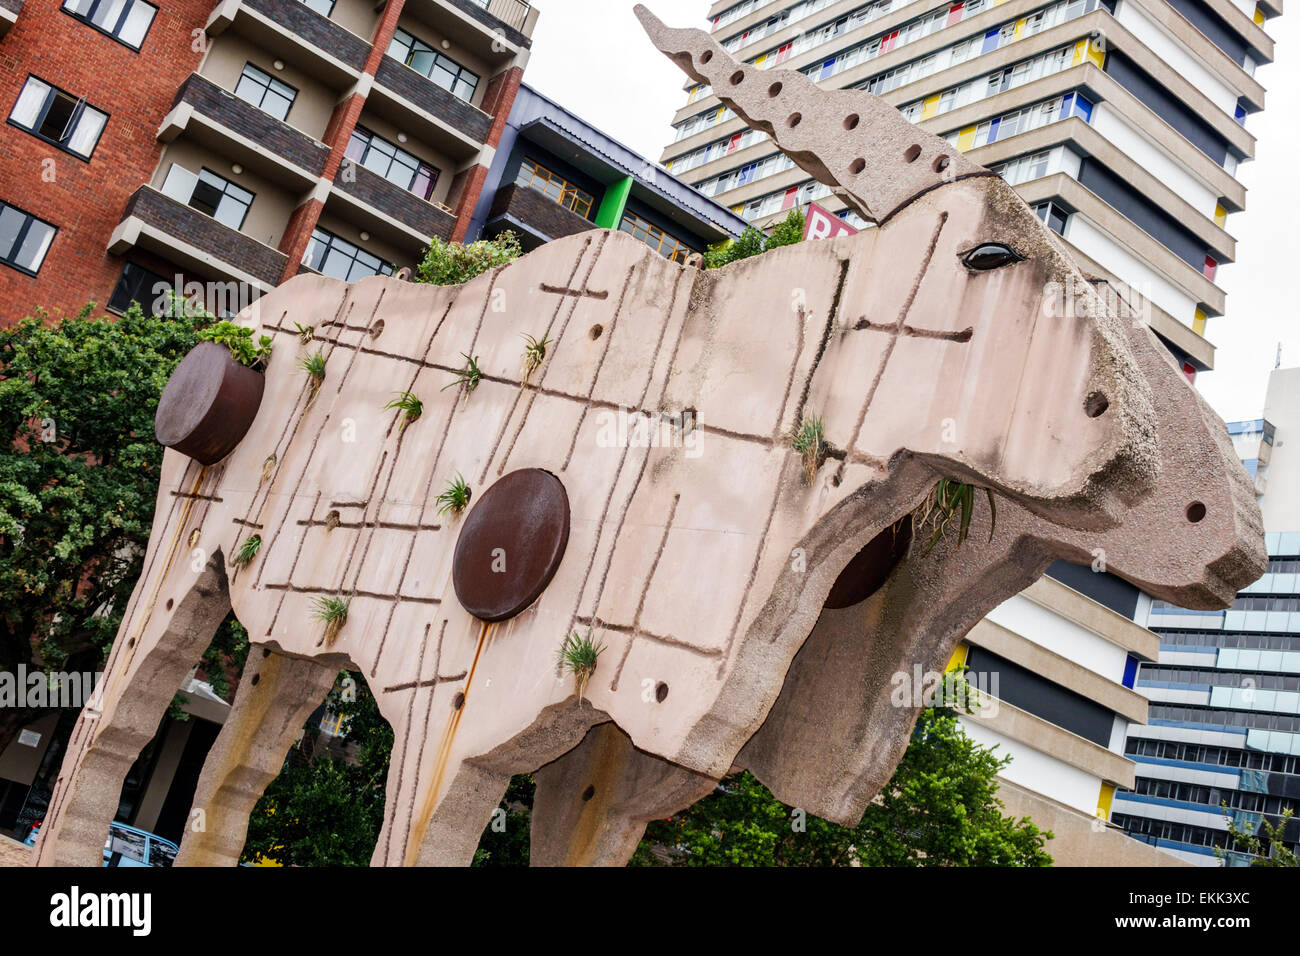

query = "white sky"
523;0;1298;423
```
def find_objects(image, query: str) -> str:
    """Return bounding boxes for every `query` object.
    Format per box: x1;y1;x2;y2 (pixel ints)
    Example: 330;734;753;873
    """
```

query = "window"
515;158;594;217
233;63;297;122
0;201;57;275
108;262;169;315
9;76;108;160
1033;201;1069;235
345;126;439;200
300;0;335;14
303;228;394;282
62;0;156;50
387;29;479;102
619;212;698;264
160;165;254;230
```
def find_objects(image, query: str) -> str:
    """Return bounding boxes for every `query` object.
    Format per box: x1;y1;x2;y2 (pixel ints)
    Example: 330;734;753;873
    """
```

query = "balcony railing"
114;186;288;289
170;73;330;177
242;0;369;71
373;57;493;145
334;162;457;242
487;183;594;243
465;0;531;35
0;0;22;36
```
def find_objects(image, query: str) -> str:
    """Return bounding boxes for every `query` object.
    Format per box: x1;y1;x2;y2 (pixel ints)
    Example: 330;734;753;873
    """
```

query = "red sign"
803;202;859;241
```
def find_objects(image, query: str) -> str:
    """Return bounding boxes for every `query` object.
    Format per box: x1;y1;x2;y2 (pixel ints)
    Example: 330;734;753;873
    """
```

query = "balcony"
158;73;329;190
331;161;456;248
371;57;492;159
108;186;288;292
484;183;595;249
401;0;536;62
0;0;21;38
206;0;368;91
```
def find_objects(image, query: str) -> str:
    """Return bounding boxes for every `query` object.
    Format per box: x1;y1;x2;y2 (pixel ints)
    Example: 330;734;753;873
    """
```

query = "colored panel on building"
1122;654;1139;689
1193;308;1207;336
593;176;634;230
1214;203;1227;227
947;642;970;673
1097;782;1116;820
921;94;941;118
957;125;977;151
947;2;965;26
982;29;1000;54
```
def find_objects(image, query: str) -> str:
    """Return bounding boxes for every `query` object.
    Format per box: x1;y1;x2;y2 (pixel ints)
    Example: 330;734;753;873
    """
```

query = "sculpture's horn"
635;4;994;223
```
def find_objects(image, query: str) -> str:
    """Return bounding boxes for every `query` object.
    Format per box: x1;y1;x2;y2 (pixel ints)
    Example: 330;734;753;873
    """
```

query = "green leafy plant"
792;416;826;484
703;208;805;270
293;322;315;344
312;595;349;646
913;478;997;554
415;230;523;286
198;320;273;368
232;534;262;568
521;332;552;382
298;350;326;403
557;629;606;705
1219;807;1297;866
384;391;423;428
441;353;482;398
435;473;471;517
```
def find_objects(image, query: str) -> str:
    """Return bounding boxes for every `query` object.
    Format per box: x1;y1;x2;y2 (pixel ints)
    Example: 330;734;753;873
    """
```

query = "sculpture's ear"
634;4;993;223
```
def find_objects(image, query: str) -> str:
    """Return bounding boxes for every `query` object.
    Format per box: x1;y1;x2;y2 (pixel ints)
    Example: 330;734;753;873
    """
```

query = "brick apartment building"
0;0;538;325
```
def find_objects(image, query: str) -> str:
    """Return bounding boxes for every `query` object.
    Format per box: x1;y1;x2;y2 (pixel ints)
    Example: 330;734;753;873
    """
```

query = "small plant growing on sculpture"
792;416;826;484
435;473;471;517
914;478;997;554
232;534;262;568
558;629;606;705
312;595;349;646
442;353;482;398
520;332;552;383
198;321;272;369
384;391;423;429
293;322;315;344
298;350;326;403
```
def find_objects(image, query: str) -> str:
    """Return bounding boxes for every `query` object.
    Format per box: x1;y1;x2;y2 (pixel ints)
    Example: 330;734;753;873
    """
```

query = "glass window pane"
91;0;128;31
119;2;156;47
11;77;51;129
0;206;26;261
67;105;107;157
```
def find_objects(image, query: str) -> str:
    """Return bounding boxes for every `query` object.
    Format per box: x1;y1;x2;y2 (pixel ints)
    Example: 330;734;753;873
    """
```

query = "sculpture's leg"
34;551;231;866
175;647;339;866
530;722;719;867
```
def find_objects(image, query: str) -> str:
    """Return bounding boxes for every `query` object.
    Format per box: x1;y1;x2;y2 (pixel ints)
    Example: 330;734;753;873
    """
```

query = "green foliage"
242;673;393;867
384;391;423;426
1219;807;1298;866
292;322;314;344
557;629;605;676
914;478;997;553
792;415;826;484
232;534;261;568
415;230;523;286
521;332;551;381
435;473;471;517
472;774;535;867
0;301;217;749
298;350;326;384
703;208;805;269
197;320;272;368
632;701;1053;867
441;353;482;397
312;595;349;625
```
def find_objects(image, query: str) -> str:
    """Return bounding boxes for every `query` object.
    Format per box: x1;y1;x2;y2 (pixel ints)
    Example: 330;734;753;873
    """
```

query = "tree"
631;703;1053;866
703;207;806;269
415;230;523;286
241;673;393;867
1220;807;1298;866
0;299;238;753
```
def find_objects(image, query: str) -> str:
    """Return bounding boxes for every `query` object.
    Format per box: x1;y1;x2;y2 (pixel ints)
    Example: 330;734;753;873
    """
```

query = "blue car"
23;820;178;867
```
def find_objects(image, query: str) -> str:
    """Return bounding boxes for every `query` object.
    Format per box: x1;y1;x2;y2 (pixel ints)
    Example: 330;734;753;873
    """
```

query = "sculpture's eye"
962;243;1024;271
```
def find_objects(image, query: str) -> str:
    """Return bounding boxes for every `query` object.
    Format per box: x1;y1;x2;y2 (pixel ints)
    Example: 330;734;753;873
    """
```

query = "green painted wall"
594;176;633;230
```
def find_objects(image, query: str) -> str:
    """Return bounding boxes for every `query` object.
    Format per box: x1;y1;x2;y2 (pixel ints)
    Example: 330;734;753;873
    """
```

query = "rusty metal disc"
452;469;571;622
155;341;265;465
823;518;913;609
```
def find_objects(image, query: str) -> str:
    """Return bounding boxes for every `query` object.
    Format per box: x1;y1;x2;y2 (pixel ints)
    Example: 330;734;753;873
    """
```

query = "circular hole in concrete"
262;648;271;658
787;112;802;128
1084;391;1109;418
251;674;260;686
128;638;136;648
729;70;744;85
849;158;866;175
581;785;595;801
844;113;860;130
589;324;604;340
369;319;385;339
904;144;922;163
768;81;782;97
453;691;465;711
165;599;174;611
1186;501;1207;523
933;155;950;173
700;50;713;64
655;681;669;703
